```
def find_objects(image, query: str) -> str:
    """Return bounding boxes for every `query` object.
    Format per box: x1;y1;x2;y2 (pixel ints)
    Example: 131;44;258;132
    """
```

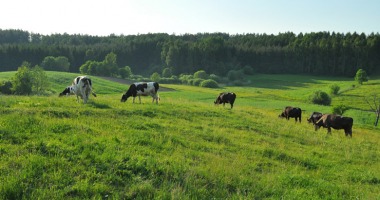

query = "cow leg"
230;103;233;109
139;96;141;104
132;96;136;103
223;103;225;107
327;127;332;135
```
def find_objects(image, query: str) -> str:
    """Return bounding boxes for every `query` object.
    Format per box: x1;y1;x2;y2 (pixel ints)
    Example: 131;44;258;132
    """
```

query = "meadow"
0;72;379;199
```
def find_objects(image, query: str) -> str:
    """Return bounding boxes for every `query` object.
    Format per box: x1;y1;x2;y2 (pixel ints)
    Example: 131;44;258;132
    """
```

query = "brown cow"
315;114;353;137
214;92;236;109
279;106;302;122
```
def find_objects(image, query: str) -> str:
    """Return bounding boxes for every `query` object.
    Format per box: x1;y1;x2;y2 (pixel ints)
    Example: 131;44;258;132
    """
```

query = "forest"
1;29;379;77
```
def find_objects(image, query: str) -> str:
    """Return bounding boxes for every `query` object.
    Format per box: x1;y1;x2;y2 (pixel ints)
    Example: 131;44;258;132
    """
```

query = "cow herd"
60;76;354;137
278;106;354;137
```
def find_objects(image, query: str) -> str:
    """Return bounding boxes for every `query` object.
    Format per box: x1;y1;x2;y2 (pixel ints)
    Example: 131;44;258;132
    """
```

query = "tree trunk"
375;112;380;126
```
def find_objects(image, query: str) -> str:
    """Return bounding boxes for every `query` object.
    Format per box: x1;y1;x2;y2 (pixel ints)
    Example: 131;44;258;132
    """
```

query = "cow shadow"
88;102;112;109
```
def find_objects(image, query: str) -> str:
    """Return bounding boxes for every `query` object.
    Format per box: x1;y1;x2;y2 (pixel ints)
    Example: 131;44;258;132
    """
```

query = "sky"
1;0;379;36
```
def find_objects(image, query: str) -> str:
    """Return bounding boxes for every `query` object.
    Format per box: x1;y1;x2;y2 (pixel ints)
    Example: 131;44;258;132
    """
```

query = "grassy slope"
0;72;379;199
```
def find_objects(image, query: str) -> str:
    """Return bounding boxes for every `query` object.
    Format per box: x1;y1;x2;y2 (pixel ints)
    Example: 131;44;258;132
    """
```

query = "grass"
0;72;379;199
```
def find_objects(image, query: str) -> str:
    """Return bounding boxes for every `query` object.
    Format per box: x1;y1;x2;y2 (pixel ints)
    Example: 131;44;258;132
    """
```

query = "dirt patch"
98;76;176;92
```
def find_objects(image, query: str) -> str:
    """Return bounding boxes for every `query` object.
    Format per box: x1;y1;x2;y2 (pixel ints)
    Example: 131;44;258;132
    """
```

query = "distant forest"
1;29;379;77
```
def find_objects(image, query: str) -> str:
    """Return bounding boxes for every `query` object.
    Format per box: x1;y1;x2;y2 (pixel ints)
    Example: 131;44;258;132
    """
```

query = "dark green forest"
1;29;379;77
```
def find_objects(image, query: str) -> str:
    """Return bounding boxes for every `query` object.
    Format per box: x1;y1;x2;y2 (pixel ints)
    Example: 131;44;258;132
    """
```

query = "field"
1;72;379;199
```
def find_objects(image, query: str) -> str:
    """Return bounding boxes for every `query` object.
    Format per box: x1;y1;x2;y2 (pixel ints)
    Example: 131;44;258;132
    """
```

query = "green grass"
0;72;379;199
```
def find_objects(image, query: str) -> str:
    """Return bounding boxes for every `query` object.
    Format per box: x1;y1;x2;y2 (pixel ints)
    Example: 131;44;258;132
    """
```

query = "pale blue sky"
1;0;379;36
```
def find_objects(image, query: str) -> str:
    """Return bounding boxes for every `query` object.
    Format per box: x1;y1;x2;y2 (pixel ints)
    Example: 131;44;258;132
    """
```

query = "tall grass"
0;72;379;199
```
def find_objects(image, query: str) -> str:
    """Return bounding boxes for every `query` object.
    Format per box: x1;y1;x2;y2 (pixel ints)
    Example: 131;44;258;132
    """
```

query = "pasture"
0;72;379;199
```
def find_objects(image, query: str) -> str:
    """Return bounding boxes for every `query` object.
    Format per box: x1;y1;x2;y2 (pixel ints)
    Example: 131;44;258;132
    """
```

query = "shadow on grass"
89;102;112;109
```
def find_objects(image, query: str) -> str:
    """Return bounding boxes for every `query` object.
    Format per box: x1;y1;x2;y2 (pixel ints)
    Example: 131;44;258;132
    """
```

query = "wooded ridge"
1;29;379;77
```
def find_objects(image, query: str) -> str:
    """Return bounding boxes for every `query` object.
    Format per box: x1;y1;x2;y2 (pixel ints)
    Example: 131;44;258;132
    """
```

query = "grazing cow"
279;106;302;122
214;92;236;109
307;112;323;130
59;76;96;103
121;82;159;104
315;114;353;137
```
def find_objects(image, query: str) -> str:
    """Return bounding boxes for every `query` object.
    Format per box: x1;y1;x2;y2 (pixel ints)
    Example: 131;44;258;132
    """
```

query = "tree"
31;65;49;94
162;67;172;78
200;79;219;88
150;72;161;82
365;94;380;126
354;69;368;84
119;66;132;79
40;56;70;72
11;62;33;95
193;70;208;79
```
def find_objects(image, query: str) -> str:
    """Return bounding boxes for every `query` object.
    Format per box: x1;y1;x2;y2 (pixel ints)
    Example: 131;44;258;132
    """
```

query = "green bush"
194;70;208;79
332;104;349;115
200;79;219;88
0;80;13;94
192;78;204;86
309;90;331;106
329;84;340;95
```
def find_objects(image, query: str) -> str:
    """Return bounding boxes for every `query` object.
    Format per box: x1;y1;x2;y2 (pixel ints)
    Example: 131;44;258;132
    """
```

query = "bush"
179;74;193;85
194;70;208;79
150;72;161;82
354;68;368;85
192;78;204;86
329;84;340;95
309;90;331;106
332;104;350;115
0;80;13;94
242;65;255;75
209;74;220;82
200;79;219;88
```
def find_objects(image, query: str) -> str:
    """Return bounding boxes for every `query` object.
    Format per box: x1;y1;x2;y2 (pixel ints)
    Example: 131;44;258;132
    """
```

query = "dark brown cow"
315;114;353;137
307;112;323;130
214;92;236;109
279;106;302;122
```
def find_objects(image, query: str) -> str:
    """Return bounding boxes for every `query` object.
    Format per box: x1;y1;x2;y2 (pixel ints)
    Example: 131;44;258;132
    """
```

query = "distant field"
0;72;379;199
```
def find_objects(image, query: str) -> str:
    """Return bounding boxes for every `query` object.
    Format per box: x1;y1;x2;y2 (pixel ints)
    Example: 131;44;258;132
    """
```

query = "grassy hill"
0;72;379;199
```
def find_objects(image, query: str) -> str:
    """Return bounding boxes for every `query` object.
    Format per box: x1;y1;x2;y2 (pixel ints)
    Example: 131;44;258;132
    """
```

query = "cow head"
120;93;130;102
278;112;286;118
59;86;74;97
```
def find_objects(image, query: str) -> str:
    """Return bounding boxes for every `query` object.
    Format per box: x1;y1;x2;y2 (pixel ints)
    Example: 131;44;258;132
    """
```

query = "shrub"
242;65;255;75
354;69;368;85
329;84;340;95
179;74;193;85
309;90;331;106
0;80;13;94
150;72;161;82
209;74;220;82
332;104;350;115
194;70;208;79
200;79;219;88
162;68;172;78
192;78;204;86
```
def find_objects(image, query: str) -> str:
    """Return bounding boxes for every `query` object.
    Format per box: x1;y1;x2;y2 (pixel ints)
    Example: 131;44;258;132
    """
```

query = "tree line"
1;29;379;77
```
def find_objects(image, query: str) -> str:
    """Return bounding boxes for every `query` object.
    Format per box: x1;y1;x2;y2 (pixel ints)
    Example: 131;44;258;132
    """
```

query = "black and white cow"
214;92;236;109
59;76;96;103
121;82;159;104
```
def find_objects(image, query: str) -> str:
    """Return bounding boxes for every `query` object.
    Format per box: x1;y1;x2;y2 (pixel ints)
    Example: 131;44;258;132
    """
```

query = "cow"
59;76;96;103
214;92;236;109
121;82;159;104
307;112;323;130
279;106;302;122
314;114;353;137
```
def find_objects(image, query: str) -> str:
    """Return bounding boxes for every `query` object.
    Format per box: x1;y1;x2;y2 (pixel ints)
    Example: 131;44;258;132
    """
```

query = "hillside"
0;72;379;199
